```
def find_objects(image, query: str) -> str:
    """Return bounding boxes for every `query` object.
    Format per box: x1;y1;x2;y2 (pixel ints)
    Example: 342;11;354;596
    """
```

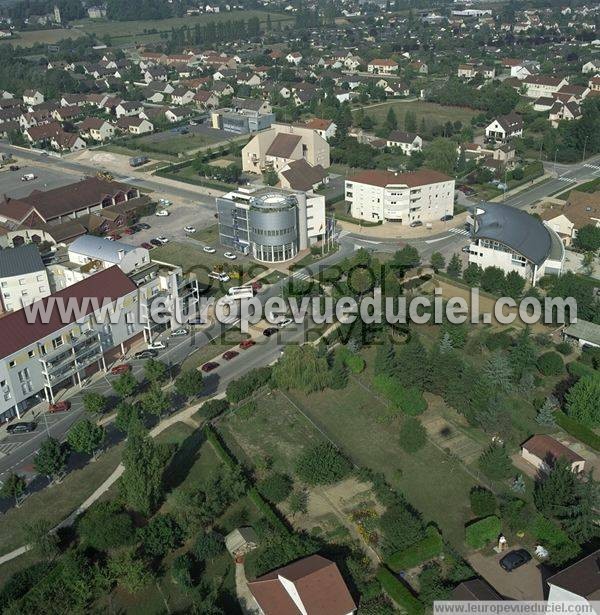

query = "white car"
184;225;196;234
147;341;166;350
157;236;169;244
278;318;294;328
208;271;230;282
203;246;216;254
155;210;169;217
171;327;189;337
223;252;237;260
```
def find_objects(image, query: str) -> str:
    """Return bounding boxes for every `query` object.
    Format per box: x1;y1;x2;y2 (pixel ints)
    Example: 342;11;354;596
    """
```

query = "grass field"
132;131;226;156
357;100;477;131
98;142;176;162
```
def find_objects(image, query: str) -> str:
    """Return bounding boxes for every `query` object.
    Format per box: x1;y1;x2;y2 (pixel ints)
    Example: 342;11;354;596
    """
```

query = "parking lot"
0;158;80;199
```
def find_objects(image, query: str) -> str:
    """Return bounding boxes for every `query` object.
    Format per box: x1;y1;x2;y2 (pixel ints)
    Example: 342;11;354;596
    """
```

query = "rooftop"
546;549;600;600
0;244;45;279
348;168;451;188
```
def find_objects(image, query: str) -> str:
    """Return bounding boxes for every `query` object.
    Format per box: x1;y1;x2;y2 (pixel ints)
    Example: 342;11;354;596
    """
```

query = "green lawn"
133;132;226;156
98;142;176;162
357;100;477;131
555;176;600;201
190;224;220;246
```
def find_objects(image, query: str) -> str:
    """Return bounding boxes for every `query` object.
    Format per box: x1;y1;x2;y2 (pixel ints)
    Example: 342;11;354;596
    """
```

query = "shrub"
194;531;224;561
343;351;365;374
399;418;427;452
469;487;496;517
567;361;598;380
386;527;443;572
554;412;600;451
373;375;427;415
376;566;423;614
257;472;293;503
478;443;512;480
536;352;564;376
555;342;572;356
465;516;501;549
78;502;135;550
202;398;230;420
226;367;272;404
295;442;352;486
138;514;183;558
530;514;581;566
485;331;513;351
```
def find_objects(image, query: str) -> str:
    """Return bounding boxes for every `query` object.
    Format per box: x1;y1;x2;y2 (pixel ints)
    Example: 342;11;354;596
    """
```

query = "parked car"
223;252;237;260
184;225;196;234
263;327;278;337
277;318;294;328
49;400;71;413
208;271;230;282
105;236;116;241
134;349;158;359
440;214;454;222
222;350;239;361
239;339;256;349
155;210;169;217
9;165;19;171
252;281;263;292
150;239;162;247
147;341;166;350
138;223;151;230
499;549;531;572
461;245;471;253
111;364;131;375
141;242;154;250
203;246;216;254
171;328;188;337
409;220;423;228
201;361;219;372
6;422;36;434
156;236;169;244
20;173;36;181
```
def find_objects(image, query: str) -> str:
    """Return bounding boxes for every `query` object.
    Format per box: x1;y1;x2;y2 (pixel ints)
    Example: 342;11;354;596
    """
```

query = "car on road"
500;549;531;572
263;327;278;337
134;349;158;359
223;252;237;260
156;236;169;244
138;223;151;230
155;210;169;217
201;361;219;372
150;239;162;247
440;214;454;222
203;246;216;254
222;350;239;361
9;165;19;171
239;339;256;349
20;173;36;181
141;242;154;250
6;422;36;434
48;400;71;413
208;271;230;282
184;225;196;234
171;328;188;337
277;318;294;328
409;220;423;228
111;364;131;375
147;341;166;350
110;233;121;240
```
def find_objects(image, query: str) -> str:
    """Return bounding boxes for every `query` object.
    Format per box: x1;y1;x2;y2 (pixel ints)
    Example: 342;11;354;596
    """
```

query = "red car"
239;339;256;350
123;228;134;235
252;281;263;291
111;364;131;375
201;361;219;372
110;233;122;240
222;350;239;361
141;242;154;250
49;400;71;413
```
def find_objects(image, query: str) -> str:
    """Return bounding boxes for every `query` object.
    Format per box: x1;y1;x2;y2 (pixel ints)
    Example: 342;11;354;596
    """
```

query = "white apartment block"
345;169;455;225
0;244;50;313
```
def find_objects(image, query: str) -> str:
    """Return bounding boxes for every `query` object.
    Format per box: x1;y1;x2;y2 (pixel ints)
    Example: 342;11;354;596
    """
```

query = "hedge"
373;375;427;415
376;566;423;614
225;366;272;404
567;361;598;380
465;515;501;549
338;347;366;373
555;411;600;451
204;425;238;471
386;527;443;572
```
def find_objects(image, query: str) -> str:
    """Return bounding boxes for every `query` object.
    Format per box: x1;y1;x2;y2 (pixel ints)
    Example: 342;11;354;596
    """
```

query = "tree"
447;253;462;278
503;270;525;299
295;442;352;485
78;501;135;550
536;351;564;376
34;438;68;482
141;384;170;418
273;345;331;393
112;372;137;398
509;327;537;381
483;352;513;392
536;397;557;426
257;472;293;503
478;443;512;480
138;513;183;558
82;392;107;415
288;490;308;515
24;519;60;560
144;358;168;384
374;335;397;377
558;473;599;544
390;245;420;273
0;472;26;507
565;375;600;427
574;224;600;252
470;487;496;517
398;417;426;452
430;252;445;273
534;459;578;517
511;474;526;495
379;504;425;555
108;548;153;593
263;168;278;186
397;333;430;389
194;531;224;562
404;109;417;132
115;402;141;433
175;369;204;399
480;266;505;295
383;107;398;134
463;263;482;286
67;420;105;457
171;553;193;587
329;350;349;390
582;251;596;275
424;138;457;175
419;563;452;607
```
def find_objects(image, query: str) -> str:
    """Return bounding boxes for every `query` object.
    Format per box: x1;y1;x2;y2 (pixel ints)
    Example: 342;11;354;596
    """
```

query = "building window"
8;360;15;368
52;336;63;349
19;279;25;285
28;350;35;358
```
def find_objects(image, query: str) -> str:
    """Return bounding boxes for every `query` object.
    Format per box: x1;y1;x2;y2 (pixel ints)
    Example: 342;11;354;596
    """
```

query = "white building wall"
1;270;50;312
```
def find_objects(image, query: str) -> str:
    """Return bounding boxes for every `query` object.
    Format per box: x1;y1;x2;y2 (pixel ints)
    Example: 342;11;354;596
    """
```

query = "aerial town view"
0;0;598;612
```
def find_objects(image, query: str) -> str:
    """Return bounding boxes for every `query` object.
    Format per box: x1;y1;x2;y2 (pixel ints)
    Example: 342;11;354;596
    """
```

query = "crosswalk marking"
0;442;21;454
583;163;600;171
556;176;577;183
291;271;311;281
448;227;470;237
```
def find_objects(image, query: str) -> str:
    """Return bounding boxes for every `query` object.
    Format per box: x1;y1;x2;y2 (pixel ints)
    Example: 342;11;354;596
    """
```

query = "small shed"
521;435;585;474
563;320;600;349
225;526;259;559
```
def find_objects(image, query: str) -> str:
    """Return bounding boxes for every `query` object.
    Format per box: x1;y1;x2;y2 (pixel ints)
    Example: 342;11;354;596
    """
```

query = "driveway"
468;550;546;600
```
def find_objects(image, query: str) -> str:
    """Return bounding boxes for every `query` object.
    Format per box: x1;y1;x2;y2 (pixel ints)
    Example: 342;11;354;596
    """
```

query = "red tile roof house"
521;435;585;474
248;555;357;615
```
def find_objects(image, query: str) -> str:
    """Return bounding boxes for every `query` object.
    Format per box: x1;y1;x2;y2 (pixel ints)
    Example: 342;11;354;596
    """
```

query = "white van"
208;271;230;283
21;173;36;181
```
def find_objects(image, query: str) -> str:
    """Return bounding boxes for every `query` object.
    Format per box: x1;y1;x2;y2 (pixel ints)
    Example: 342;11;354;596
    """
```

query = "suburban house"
345;168;455;225
467;203;565;285
247;555;356;615
241;123;330;174
286;52;302;65
50;130;86;153
23;89;44;106
581;59;600;73
368;58;399;74
170;87;194;106
386;131;423;155
304;118;337;141
67;235;150;276
485;113;523;142
546;550;600;610
521;435;585;474
0;244;50;313
548;101;582;127
540;190;600;245
116;116;154;135
562;320;600;350
193;90;219;109
279;158;328;192
78;117;115;142
115;101;143;118
521;75;569;98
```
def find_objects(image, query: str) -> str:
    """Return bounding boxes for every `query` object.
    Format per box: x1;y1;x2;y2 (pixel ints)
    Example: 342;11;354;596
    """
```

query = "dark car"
138;223;151;230
134;349;158;360
222;350;239;361
409;220;423;228
440;214;454;222
263;327;278;337
150;239;162;247
141;242;154;250
201;361;219;372
48;400;71;413
239;339;256;349
9;165;19;171
6;422;36;434
499;549;531;572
